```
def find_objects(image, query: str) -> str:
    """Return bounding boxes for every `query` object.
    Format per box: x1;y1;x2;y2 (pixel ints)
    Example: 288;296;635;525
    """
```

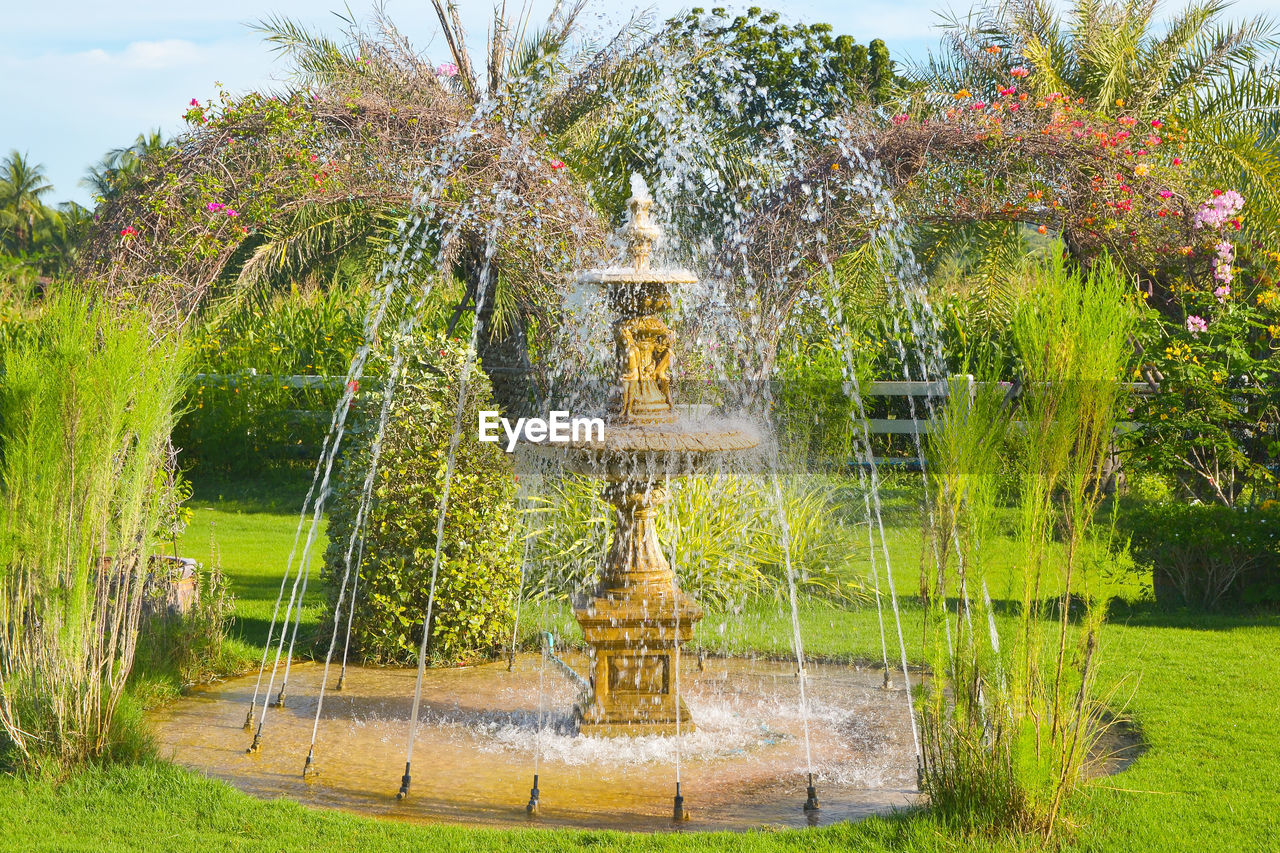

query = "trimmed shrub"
1120;500;1280;609
322;331;519;665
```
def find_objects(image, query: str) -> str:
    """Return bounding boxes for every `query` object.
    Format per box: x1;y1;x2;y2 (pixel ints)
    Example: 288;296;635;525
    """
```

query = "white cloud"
70;40;208;70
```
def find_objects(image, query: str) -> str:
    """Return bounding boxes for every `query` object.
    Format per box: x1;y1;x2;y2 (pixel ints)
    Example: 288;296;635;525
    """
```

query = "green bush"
529;471;867;608
1119;499;1280;609
322;331;519;666
132;562;241;694
174;283;373;474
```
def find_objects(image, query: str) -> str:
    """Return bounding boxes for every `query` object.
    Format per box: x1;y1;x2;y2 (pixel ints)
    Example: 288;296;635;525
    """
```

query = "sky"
2;0;1273;207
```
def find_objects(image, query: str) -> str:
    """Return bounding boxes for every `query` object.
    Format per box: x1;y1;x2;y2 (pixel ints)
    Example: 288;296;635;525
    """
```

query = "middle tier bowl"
539;417;762;480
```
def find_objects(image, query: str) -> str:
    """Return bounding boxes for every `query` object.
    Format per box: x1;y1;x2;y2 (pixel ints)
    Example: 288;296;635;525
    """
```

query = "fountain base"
575;588;702;736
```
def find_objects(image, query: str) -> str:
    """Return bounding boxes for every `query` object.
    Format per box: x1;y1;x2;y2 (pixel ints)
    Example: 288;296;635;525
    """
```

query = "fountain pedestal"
575;483;702;736
554;175;753;737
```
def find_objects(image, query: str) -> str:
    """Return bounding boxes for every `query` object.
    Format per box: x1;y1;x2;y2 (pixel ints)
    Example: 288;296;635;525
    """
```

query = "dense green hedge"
321;331;519;665
1119;499;1280;609
174;284;372;474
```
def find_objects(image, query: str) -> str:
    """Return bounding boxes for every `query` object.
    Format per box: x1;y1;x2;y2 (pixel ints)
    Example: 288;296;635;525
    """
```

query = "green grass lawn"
0;474;1276;851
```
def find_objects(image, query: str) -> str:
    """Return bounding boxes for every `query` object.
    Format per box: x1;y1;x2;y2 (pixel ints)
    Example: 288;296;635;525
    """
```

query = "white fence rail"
191;373;1156;440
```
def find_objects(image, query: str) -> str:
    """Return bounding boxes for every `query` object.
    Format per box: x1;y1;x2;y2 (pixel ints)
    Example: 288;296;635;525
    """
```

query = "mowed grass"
0;473;1276;851
182;472;328;650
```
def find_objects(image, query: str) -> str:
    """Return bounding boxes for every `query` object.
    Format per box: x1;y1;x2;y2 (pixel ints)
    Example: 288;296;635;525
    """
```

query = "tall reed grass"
920;256;1137;837
0;294;188;769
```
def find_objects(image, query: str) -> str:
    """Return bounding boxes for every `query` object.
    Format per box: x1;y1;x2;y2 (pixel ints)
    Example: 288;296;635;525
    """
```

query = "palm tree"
0;150;57;254
82;130;169;202
927;0;1280;242
243;3;650;410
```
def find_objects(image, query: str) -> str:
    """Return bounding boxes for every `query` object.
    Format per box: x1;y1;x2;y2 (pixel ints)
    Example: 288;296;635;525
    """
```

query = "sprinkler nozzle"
696;650;705;672
271;688;286;708
395;763;411;800
882;670;892;690
803;773;820;812
672;782;690;822
245;730;262;755
302;748;318;780
242;708;255;732
525;774;540;815
335;674;345;692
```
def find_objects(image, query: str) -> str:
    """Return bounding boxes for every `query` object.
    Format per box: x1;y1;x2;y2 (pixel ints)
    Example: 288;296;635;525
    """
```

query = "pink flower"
891;113;909;125
1010;66;1030;78
1193;190;1244;230
1150;119;1163;128
189;98;200;107
436;62;459;77
1214;285;1231;301
1186;315;1208;335
550;160;565;170
225;209;239;217
1159;191;1173;199
206;202;225;212
1172;157;1183;165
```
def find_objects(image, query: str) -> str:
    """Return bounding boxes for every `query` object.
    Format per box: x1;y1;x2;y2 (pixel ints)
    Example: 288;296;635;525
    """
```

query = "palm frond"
254;14;357;82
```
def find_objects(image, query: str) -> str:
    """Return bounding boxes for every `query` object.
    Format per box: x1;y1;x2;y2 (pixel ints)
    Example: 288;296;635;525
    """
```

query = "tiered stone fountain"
553;176;760;736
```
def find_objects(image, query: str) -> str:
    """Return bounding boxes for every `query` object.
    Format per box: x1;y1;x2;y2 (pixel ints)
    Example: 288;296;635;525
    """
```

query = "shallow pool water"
148;654;920;832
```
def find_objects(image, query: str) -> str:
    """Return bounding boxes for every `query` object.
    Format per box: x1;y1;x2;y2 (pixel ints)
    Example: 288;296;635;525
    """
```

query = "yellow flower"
954;89;971;99
1212;370;1225;383
1134;163;1151;177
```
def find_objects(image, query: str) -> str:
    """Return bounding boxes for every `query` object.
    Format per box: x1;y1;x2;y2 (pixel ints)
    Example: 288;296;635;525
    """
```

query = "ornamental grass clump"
0;294;189;770
920;255;1137;837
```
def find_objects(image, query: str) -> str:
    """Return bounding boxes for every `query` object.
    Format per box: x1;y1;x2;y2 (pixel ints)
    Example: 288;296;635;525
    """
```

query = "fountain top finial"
623;173;660;272
577;173;696;286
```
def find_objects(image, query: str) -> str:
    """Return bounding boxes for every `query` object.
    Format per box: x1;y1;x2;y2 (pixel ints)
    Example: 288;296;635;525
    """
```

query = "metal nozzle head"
803;773;820;812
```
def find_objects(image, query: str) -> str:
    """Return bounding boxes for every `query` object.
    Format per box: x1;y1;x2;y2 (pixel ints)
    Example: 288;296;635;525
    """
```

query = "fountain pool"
150;655;920;832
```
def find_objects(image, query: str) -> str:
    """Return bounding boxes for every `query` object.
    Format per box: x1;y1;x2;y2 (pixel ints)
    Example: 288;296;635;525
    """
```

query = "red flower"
550;160;566;170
